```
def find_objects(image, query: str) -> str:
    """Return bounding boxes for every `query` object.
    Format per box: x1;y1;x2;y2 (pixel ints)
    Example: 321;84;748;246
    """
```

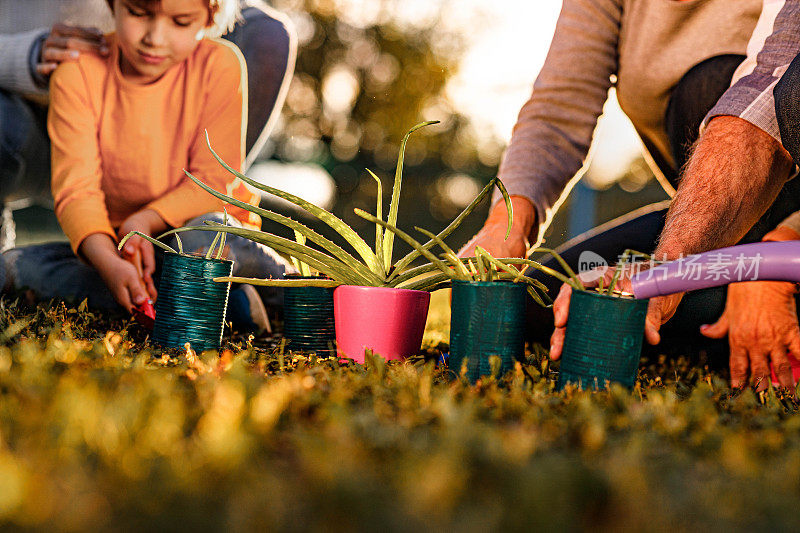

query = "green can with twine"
449;280;527;383
283;275;336;353
557;290;648;390
152;253;233;352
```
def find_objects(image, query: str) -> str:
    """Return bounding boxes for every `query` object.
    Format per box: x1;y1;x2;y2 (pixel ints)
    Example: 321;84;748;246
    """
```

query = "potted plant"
172;122;515;364
549;249;651;390
282;232;336;354
365;217;577;382
119;223;233;352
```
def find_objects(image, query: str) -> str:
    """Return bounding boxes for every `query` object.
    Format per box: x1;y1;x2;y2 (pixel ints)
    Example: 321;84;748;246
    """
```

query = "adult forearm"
0;29;48;95
655;116;793;259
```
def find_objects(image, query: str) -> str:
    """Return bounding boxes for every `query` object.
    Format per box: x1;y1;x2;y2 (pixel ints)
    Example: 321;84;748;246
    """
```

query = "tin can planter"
283;274;336;353
449;280;527;383
152;253;233;352
333;285;430;363
557;290;648;390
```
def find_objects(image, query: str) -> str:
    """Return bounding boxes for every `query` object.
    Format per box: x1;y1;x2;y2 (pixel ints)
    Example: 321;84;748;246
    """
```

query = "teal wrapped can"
152;253;233;352
283;275;336;353
557;290;648;390
449;280;527;383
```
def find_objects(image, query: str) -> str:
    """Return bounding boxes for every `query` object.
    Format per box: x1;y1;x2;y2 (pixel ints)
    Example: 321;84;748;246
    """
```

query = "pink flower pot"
333;285;431;363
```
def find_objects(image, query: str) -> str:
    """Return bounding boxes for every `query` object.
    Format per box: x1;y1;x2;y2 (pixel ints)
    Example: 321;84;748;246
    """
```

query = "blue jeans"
1;213;292;310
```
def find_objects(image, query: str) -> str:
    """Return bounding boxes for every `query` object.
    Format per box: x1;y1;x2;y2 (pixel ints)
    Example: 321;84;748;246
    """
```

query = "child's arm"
79;234;150;311
49;60;150;309
117;208;166;301
145;42;257;228
48;60;117;253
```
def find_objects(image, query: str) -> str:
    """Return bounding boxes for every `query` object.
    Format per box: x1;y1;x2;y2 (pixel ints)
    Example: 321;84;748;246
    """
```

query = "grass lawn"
0;290;798;531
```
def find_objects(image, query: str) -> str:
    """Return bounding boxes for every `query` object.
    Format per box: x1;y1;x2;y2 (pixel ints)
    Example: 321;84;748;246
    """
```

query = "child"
2;0;290;324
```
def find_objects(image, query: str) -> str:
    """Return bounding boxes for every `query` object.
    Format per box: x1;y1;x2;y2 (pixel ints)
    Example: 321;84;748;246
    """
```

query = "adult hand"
548;267;684;360
696;226;800;389
459;195;538;259
37;24;109;77
118;209;168;302
700;280;800;390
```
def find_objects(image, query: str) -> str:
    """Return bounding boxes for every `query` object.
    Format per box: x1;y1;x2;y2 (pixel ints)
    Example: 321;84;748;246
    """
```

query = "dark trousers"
0;3;292;206
527;55;800;360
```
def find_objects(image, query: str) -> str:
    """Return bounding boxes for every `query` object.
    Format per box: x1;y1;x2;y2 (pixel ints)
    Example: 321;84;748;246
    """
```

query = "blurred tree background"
256;0;505;258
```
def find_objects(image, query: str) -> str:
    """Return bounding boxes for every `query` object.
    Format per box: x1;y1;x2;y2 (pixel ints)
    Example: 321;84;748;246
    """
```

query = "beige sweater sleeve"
493;0;622;229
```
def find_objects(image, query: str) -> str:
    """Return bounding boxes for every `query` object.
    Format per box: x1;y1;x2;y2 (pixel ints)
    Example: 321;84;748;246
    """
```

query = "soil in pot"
449;280;527;383
334;285;430;363
152;253;233;352
283;274;336;353
557;289;648;390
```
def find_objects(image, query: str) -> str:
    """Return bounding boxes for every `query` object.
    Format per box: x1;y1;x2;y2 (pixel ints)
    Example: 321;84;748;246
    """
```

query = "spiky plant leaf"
382;120;439;272
390;176;510;278
119;231;177;255
183;170;378;283
200;132;382;274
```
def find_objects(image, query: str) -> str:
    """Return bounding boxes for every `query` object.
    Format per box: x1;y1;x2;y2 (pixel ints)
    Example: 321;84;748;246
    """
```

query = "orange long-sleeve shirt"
48;33;261;253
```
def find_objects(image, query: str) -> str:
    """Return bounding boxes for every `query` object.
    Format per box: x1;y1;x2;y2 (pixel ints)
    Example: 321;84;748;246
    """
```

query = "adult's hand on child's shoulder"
38;24;110;77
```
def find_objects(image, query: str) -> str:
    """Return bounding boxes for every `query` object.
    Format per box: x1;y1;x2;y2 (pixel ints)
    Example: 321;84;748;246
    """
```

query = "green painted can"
557;290;648;390
449;280;527;383
152;253;233;352
283;275;336;353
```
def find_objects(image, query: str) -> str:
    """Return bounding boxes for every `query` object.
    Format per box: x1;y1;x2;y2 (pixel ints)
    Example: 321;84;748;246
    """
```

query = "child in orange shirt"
2;0;290;321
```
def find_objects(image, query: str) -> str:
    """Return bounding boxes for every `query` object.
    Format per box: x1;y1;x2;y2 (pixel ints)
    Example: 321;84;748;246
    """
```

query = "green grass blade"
175;233;184;255
199;133;382;274
354;208;460;282
118;231;177;255
495;178;513;240
367;169;385;273
390;177;508;278
414;227;469;277
382;120;439;272
183;170;378;283
213;276;341;288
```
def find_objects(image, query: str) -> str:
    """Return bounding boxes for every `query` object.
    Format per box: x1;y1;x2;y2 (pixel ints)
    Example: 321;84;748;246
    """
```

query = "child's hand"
80;234;151;311
118;210;167;301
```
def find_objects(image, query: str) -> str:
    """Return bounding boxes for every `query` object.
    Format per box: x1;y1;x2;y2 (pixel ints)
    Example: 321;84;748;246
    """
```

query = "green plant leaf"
200;132;382;274
495;257;581;290
390;177;508;278
158;225;373;286
414;227;469;278
213;276;341;288
390;263;448;286
399;271;453;291
532;247;585;290
215;208;228;260
496;178;513;240
293;230;312;277
382;120;439;273
205;232;222;260
118;231;177;255
353;209;460;286
183;170;379;283
367;169;385;273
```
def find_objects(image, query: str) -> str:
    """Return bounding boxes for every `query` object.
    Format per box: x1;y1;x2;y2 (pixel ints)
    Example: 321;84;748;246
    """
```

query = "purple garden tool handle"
631;241;800;299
